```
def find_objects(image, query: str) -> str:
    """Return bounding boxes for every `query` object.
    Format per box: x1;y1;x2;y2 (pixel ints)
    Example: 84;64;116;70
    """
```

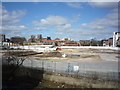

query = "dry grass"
42;73;118;88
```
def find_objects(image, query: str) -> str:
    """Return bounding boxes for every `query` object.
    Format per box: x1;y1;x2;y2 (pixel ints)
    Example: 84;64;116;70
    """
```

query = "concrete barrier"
59;46;120;50
10;45;57;52
10;45;120;51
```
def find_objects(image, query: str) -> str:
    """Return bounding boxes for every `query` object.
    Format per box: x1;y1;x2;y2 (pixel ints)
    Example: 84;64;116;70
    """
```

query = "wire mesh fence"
22;59;119;81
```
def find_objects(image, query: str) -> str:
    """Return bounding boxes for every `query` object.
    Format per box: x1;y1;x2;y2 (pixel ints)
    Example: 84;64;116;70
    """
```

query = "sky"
0;1;119;41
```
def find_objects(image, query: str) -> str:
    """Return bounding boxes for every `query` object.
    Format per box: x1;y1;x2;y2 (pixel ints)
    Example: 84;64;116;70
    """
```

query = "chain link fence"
23;59;119;81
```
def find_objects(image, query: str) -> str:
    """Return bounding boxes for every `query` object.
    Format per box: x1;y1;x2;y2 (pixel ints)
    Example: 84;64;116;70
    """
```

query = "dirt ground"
2;48;119;62
1;48;119;89
32;48;119;62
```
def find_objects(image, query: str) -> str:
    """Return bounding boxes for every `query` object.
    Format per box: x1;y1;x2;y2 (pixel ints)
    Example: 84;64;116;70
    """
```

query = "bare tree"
5;56;25;80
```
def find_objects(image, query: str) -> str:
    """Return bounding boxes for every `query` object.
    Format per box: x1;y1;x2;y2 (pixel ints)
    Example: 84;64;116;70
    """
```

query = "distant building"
10;36;26;45
42;38;47;41
63;38;71;41
0;34;12;49
63;41;80;46
79;40;91;46
31;35;35;39
35;34;43;43
0;34;5;42
55;38;60;40
47;36;51;40
0;34;9;49
42;40;56;45
28;35;36;43
102;39;108;46
102;38;113;47
79;39;102;46
108;38;113;46
37;34;42;40
113;32;120;47
116;37;120;47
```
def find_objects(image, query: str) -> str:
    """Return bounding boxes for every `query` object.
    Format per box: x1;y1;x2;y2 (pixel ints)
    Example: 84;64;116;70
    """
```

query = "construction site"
1;47;119;89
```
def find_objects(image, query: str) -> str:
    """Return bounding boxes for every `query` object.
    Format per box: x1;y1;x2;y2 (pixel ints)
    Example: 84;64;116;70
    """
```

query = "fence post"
31;59;33;68
77;64;80;78
54;62;56;73
42;60;44;70
47;61;48;71
68;63;70;76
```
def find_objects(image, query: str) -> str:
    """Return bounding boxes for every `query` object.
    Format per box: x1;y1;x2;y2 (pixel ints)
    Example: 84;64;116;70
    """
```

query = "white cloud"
35;15;68;26
63;23;71;29
76;8;118;39
66;2;81;8
81;8;118;29
33;15;75;39
71;14;81;23
33;15;71;31
2;0;119;2
33;7;118;40
81;23;87;26
1;5;27;37
76;8;118;40
89;0;119;2
66;1;118;9
2;10;26;25
89;2;118;8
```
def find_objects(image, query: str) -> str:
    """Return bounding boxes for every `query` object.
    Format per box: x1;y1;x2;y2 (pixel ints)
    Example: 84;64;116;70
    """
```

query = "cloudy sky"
1;1;119;41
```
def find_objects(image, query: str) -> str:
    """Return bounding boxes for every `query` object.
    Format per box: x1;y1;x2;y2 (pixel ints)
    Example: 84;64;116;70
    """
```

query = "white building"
113;32;120;47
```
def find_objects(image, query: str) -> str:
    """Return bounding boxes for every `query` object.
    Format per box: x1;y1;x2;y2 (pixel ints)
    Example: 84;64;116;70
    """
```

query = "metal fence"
22;59;119;81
